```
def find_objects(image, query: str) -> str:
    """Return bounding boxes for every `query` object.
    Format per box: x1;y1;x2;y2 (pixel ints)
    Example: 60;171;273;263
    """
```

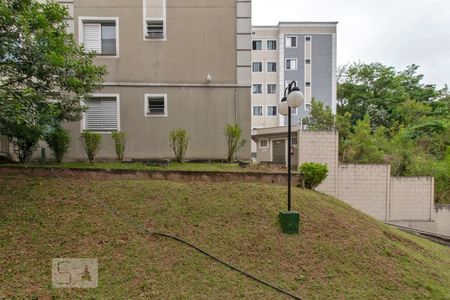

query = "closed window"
267;106;277;116
145;94;167;117
286;59;297;70
305;59;311;64
267;62;277;72
82;20;117;55
84;96;119;131
252;40;262;50
305;103;311;110
286;36;297;48
267;84;277;94
305;36;311;42
305;82;311;87
260;139;269;148
252;106;263;116
252;62;263;72
146;20;164;39
252;84;263;94
267;40;277;50
292;138;298;145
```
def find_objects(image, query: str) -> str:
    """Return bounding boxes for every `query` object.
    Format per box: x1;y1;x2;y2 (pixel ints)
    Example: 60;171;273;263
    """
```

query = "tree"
0;0;106;154
343;115;384;163
302;98;334;131
225;124;246;162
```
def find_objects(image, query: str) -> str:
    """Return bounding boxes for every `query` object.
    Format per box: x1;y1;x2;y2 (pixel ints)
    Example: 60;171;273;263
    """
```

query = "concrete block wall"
337;164;390;221
298;130;338;196
389;177;434;221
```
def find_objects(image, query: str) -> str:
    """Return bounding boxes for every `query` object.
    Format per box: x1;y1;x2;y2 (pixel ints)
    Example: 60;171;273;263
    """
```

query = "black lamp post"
278;81;304;234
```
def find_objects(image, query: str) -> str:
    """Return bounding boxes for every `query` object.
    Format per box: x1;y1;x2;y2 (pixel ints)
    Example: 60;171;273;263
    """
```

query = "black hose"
49;168;302;300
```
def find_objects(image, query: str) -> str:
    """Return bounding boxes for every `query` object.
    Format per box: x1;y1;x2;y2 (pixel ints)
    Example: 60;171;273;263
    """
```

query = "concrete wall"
337;164;391;221
298;130;338;196
389;177;434;221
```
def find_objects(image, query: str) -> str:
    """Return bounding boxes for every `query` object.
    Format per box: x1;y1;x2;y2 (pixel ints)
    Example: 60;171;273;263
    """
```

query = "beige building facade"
27;0;252;161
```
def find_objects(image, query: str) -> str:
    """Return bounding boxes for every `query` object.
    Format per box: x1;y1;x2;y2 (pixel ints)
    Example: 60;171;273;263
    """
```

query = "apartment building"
251;22;337;130
45;0;252;161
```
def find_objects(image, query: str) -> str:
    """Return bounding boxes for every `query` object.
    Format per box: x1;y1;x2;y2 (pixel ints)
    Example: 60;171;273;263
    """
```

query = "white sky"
253;0;450;87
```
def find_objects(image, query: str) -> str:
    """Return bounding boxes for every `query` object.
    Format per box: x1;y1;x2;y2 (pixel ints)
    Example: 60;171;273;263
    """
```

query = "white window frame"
286;35;297;48
259;139;269;149
305;103;312;110
143;0;167;41
267;84;277;95
285;58;297;71
144;94;168;117
266;105;277;117
252;62;263;73
291;107;298;115
266;40;277;50
252;84;263;95
252;39;263;50
252;105;263;117
81;93;121;133
305;35;312;43
78;17;120;58
267;62;277;72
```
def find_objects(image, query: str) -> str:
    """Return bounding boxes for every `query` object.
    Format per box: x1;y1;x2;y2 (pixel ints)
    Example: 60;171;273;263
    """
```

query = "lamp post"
278;81;304;234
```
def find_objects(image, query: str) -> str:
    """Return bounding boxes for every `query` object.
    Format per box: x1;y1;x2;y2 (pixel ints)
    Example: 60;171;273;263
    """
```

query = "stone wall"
337;164;390;221
389;177;434;221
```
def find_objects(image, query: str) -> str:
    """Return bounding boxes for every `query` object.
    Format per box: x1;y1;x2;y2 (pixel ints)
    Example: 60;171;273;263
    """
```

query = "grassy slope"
0;175;449;299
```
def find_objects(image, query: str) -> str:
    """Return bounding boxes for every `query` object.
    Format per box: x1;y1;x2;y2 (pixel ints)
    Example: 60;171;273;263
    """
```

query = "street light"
278;81;304;234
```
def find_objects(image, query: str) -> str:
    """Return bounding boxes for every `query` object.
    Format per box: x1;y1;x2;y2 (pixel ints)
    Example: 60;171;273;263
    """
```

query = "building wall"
64;86;250;160
298;131;338;196
337;164;391;221
389;177;434;221
42;0;252;161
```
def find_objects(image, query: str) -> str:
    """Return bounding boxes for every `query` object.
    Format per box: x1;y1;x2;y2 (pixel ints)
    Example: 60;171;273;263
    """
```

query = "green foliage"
81;132;101;163
343;115;385;163
0;0;106;149
2;123;40;163
225;124;246;162
299;163;329;190
302;99;334;131
44;126;70;163
169;129;189;163
111;131;126;162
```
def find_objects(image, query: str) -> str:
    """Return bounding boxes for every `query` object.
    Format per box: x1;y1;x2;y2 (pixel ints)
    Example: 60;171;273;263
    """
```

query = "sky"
253;0;450;87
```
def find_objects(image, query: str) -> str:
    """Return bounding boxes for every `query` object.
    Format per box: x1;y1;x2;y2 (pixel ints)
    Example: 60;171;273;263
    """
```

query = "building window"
305;36;311;42
252;84;263;94
267;84;277;94
305;103;312;110
84;96;119;131
286;36;297;48
267;62;277;72
292;137;298;145
306;82;311;87
305;59;311;64
252;40;262;50
267;106;277;116
286;58;297;70
146;20;164;39
291;107;298;115
145;94;167;117
252;62;263;72
259;139;269;148
267;40;277;50
252;106;263;116
81;18;118;56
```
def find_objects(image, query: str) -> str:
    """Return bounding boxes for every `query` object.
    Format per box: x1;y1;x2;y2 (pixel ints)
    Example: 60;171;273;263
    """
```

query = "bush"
112;131;126;162
81;132;101;163
45;126;70;163
225;124;246;162
2;123;41;163
299;163;329;190
169;129;189;163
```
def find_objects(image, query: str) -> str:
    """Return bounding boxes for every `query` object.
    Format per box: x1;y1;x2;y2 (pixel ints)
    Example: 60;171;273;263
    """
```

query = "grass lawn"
0;175;449;299
0;161;288;173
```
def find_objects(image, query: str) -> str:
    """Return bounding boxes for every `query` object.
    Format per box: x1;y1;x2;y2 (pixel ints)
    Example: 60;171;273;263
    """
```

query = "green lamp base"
279;211;300;234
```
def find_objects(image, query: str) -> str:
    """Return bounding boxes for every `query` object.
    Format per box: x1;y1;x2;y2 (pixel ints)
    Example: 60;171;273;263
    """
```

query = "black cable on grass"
49;168;302;300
